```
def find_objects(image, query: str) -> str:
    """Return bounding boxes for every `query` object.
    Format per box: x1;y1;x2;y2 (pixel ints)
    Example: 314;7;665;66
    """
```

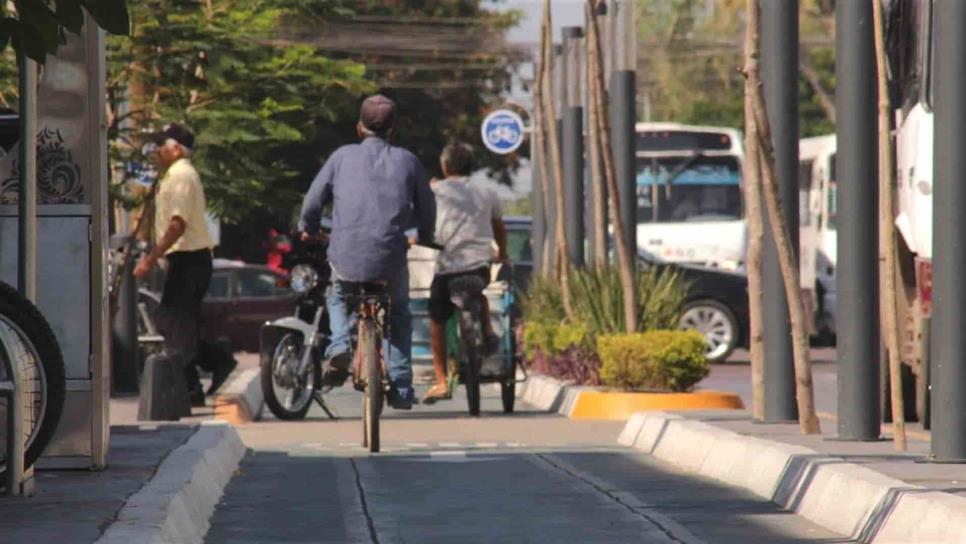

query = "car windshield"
636;155;743;223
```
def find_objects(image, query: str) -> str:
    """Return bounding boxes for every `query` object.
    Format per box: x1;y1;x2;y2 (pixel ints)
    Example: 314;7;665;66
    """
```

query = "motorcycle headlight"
290;264;319;294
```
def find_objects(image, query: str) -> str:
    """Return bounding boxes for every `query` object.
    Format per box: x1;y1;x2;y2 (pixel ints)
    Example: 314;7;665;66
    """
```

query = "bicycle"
341;281;391;453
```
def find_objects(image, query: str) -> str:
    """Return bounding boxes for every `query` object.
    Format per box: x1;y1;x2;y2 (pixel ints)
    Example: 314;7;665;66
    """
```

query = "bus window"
636;156;742;223
799;159;814;227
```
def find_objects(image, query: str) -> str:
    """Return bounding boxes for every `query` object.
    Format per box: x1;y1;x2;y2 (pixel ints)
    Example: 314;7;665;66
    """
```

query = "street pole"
17;54;37;302
563;26;585;267
611;0;636;269
836;0;880;440
930;0;966;461
760;0;798;423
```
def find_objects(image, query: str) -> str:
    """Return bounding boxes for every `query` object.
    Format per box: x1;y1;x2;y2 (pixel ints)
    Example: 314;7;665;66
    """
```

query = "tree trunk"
541;0;574;318
532;21;553;278
585;14;608;268
741;12;767;422
872;0;906;451
745;0;821;435
586;0;637;333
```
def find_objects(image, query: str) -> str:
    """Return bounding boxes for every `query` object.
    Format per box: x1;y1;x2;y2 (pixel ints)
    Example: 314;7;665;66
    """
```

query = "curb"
618;411;966;543
518;374;743;420
213;368;264;425
97;422;246;544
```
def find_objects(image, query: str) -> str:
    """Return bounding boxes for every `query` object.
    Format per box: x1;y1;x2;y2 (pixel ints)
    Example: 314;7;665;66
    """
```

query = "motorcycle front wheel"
0;281;66;482
261;333;319;420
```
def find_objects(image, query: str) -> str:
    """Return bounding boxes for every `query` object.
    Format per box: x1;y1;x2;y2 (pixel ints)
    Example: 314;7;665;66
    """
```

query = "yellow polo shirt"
155;158;212;254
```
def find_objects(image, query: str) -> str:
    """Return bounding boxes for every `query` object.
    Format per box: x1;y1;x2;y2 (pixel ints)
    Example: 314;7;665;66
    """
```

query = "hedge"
597;330;709;392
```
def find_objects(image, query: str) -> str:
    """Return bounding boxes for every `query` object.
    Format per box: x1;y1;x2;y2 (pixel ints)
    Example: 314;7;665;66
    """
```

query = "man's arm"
412;161;436;242
299;152;338;235
134;217;185;278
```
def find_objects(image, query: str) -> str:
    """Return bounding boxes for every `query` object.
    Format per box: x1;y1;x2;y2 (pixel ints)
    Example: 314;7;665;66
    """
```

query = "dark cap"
151;123;195;150
359;95;396;133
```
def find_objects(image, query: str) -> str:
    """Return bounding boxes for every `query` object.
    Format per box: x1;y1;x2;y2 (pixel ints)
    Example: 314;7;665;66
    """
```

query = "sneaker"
206;357;238;396
189;389;206;407
388;388;414;410
322;351;351;387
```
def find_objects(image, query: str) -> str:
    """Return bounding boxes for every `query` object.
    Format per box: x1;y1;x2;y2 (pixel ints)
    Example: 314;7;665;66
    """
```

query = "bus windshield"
635;155;742;223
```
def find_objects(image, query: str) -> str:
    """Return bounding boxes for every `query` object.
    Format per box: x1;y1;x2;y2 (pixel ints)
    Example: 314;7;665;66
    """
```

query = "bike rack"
0;323;33;496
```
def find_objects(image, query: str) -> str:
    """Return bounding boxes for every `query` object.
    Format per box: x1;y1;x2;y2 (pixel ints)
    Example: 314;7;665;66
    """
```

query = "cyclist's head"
357;94;396;139
440;142;474;177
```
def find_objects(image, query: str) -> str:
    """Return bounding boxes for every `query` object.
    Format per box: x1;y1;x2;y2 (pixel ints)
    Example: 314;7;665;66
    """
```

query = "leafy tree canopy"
636;0;835;137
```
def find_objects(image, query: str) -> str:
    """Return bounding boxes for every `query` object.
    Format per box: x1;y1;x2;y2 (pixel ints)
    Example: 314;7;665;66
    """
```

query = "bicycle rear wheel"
360;318;381;453
459;310;482;417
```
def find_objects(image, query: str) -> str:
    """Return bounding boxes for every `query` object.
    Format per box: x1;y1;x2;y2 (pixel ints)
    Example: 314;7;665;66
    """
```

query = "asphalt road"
206;382;852;543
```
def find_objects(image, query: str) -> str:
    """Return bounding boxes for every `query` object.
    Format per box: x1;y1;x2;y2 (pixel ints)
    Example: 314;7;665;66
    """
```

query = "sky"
479;1;588;196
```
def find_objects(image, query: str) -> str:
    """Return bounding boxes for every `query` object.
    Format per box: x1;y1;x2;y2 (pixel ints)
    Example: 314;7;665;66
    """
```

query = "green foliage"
598;330;709;392
636;0;835;136
107;0;374;224
521;274;565;326
569;265;688;337
522;320;590;360
0;0;129;63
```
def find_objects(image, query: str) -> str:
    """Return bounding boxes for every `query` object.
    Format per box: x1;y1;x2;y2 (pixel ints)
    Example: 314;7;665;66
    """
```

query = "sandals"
421;383;452;405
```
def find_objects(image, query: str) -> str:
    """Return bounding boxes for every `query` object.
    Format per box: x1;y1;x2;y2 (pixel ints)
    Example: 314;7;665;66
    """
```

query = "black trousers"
158;248;212;393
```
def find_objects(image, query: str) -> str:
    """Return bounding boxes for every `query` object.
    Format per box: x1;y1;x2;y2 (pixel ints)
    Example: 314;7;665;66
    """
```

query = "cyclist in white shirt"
422;143;508;404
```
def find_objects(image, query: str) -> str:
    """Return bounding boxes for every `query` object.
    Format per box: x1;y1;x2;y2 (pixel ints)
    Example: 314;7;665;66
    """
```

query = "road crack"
349;458;381;544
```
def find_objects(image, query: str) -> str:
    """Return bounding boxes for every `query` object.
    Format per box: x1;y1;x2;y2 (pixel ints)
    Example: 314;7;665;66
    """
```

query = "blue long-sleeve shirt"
299;137;436;282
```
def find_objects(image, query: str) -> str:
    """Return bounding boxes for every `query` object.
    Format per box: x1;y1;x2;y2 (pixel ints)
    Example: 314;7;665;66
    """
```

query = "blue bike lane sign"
481;109;526;155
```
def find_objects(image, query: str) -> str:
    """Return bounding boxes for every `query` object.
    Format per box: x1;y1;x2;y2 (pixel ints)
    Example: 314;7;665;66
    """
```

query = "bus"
635;122;746;271
799;134;837;342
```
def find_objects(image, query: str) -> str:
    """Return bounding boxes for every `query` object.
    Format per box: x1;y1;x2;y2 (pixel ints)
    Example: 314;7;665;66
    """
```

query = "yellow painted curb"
570;390;745;420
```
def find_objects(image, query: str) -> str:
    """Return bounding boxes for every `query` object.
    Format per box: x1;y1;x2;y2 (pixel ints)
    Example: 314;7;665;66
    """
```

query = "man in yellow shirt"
134;123;220;405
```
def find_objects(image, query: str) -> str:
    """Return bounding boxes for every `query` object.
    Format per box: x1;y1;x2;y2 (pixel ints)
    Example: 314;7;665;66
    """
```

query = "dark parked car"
503;216;749;363
642;251;750;363
139;259;296;353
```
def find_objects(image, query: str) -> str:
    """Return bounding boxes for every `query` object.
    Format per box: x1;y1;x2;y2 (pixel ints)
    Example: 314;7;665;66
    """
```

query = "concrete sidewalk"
620;410;966;543
0;425;196;542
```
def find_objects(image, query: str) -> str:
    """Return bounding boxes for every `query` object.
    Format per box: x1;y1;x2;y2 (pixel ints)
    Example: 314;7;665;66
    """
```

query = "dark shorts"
428;267;489;323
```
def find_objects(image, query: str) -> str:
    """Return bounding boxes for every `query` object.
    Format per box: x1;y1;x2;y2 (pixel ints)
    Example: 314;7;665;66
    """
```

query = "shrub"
569;265;689;337
523;320;590;359
521;274;564;325
530;346;601;386
597;330;709;392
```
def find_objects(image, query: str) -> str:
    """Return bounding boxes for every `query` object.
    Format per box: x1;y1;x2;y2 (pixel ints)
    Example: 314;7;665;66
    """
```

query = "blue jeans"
325;265;413;402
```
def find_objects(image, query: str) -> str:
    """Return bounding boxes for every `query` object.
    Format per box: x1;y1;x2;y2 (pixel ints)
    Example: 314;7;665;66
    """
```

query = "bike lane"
205;386;853;543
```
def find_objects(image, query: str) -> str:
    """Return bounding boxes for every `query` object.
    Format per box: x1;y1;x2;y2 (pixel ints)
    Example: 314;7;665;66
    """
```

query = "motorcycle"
259;236;336;420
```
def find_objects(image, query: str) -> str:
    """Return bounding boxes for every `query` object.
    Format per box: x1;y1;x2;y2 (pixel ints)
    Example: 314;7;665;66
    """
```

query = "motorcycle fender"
260;318;316;362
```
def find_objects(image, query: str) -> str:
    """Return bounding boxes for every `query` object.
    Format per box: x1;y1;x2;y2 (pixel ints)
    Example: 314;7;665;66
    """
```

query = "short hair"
440;142;473;177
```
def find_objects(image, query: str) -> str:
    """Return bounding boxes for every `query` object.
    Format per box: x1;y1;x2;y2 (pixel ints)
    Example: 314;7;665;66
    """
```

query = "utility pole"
930;0;966;461
563;26;585;267
836;0;880;440
610;0;636;270
760;0;798;423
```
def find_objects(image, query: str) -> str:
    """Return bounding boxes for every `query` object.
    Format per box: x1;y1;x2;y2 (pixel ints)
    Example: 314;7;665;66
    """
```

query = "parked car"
502;216;749;363
641;251;749;363
139;259;296;353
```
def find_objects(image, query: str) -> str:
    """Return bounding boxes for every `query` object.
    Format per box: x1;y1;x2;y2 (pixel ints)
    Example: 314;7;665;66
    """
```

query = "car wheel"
680;299;739;364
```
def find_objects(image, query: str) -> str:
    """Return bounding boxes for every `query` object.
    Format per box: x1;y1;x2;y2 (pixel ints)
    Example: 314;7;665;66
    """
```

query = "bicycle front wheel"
360;318;381;453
